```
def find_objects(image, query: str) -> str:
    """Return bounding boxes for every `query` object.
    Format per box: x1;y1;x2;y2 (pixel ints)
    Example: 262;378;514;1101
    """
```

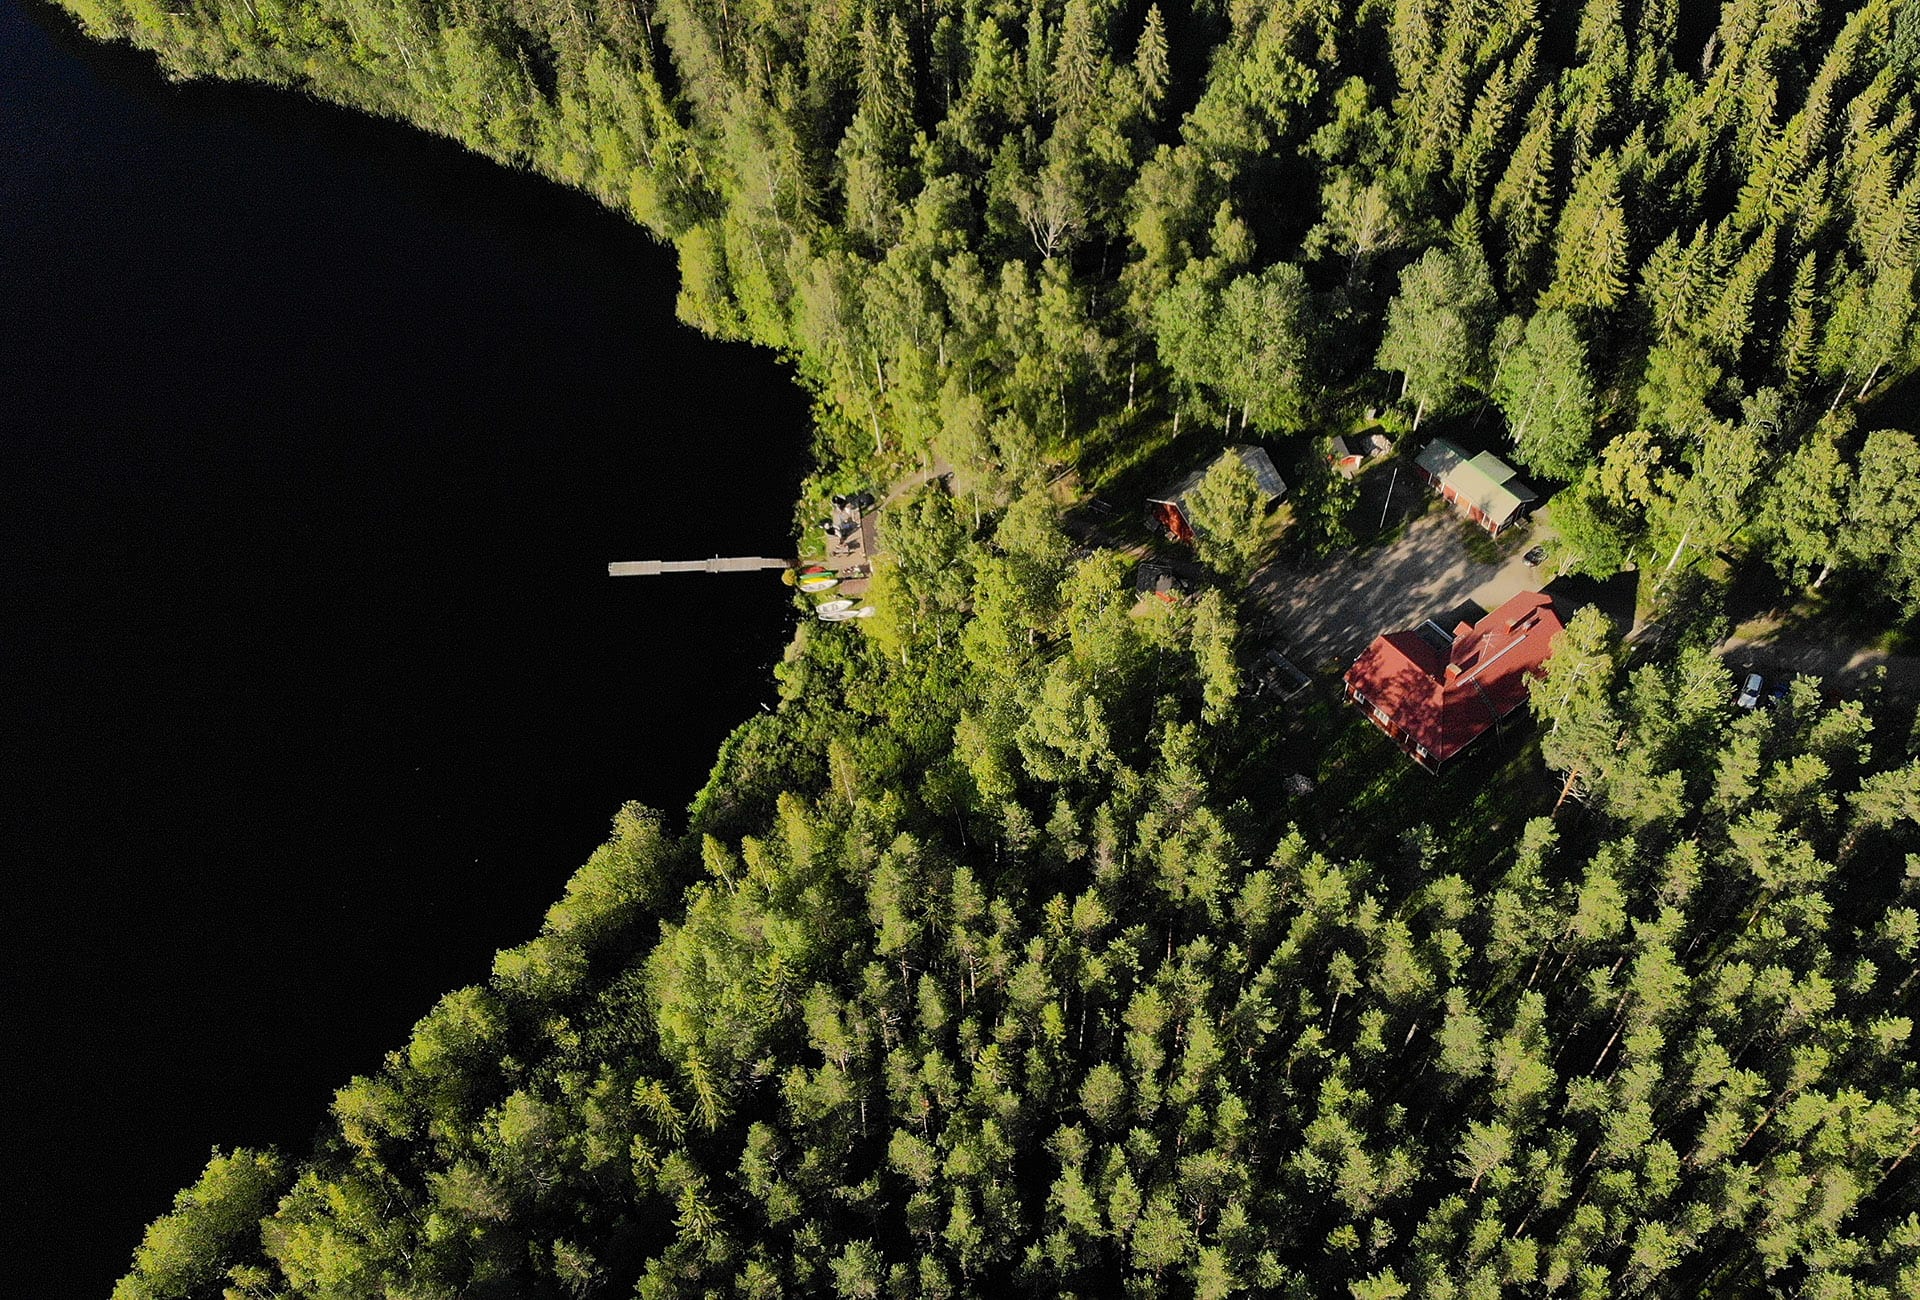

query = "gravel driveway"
1251;475;1548;671
1716;636;1920;695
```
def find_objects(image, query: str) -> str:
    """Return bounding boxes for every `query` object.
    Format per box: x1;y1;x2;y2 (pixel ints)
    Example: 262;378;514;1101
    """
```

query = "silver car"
1736;672;1764;709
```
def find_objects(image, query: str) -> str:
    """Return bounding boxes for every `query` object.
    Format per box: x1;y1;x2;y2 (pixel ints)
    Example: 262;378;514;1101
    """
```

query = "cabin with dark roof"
1147;445;1287;544
1343;590;1564;769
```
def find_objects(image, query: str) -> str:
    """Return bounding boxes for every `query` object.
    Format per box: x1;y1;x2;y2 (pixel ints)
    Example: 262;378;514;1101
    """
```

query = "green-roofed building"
1413;439;1539;537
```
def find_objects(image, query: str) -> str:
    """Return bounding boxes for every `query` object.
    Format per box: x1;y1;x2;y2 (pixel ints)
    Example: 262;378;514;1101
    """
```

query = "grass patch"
1457;517;1535;567
1361;518;1410;553
1724;573;1920;655
1874;625;1920;655
1458;519;1502;565
1253;683;1555;875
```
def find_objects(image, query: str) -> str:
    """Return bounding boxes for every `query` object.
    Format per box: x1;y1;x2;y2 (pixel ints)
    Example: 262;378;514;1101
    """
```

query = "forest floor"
1250;464;1550;672
1249;669;1559;867
883;456;954;508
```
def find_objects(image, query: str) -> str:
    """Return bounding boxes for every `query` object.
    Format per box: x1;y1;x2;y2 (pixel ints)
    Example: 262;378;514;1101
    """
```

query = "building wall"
1438;482;1516;537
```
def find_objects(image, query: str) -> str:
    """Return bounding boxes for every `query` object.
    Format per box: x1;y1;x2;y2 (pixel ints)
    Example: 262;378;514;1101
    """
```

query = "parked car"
1523;544;1547;566
1736;672;1765;709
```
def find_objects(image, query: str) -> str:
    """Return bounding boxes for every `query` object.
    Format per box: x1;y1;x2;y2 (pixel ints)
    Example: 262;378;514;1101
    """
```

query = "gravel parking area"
1251;467;1548;671
1716;637;1920;695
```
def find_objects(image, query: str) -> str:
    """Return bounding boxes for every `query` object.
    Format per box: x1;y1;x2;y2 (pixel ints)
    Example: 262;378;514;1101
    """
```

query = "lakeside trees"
75;0;1920;1295
61;0;1920;514
112;1149;285;1300
114;530;1920;1298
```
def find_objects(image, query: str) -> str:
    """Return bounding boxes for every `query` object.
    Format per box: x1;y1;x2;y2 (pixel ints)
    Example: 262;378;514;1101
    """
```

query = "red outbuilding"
1344;590;1565;770
1146;445;1288;545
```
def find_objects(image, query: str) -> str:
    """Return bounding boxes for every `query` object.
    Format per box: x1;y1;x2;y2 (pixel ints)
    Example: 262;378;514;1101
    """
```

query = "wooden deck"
607;557;791;576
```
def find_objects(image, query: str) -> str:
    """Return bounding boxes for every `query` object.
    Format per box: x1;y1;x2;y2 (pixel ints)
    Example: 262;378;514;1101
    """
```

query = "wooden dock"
608;557;792;576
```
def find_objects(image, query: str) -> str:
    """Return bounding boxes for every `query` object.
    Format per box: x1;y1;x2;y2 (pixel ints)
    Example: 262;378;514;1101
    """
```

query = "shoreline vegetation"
74;0;1920;1295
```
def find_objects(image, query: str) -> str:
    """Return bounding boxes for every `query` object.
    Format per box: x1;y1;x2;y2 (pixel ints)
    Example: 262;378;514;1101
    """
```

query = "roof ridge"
1459;613;1541;686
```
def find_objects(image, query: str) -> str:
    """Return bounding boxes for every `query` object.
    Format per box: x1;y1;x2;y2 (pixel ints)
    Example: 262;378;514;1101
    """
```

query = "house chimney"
1454;621;1474;638
1445;662;1462;680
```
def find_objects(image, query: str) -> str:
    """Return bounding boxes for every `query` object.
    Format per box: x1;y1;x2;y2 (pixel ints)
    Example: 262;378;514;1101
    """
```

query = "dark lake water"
1;3;807;1292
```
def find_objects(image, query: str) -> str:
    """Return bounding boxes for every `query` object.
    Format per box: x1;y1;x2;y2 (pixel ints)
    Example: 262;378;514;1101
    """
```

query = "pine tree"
1452;40;1536;198
1779;249;1823;390
1531;605;1620;808
1489;88;1561;295
1133;5;1169;111
1539;152;1629;312
1754;418;1851;588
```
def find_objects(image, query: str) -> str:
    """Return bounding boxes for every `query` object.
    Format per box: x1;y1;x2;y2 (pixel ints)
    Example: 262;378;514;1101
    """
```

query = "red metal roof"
1344;591;1564;764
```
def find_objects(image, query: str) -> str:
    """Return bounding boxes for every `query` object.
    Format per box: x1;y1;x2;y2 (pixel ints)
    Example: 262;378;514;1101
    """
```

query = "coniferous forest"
71;0;1920;1295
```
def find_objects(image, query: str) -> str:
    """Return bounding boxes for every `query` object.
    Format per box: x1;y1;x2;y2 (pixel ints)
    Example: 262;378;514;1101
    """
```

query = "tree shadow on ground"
1542;569;1638;630
1250;688;1557;872
1722;555;1920;652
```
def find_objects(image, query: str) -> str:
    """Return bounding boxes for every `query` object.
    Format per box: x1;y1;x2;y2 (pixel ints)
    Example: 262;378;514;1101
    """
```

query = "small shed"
1135;560;1190;604
1413;439;1538;537
1257;648;1313;700
1148;445;1288;543
1331;432;1393;476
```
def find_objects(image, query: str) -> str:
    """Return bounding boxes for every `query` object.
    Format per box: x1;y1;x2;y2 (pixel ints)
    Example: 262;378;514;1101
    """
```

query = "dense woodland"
76;0;1920;1294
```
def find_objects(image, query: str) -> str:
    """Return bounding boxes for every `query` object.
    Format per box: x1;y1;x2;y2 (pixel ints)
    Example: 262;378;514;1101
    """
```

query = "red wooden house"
1414;439;1538;537
1344;591;1565;769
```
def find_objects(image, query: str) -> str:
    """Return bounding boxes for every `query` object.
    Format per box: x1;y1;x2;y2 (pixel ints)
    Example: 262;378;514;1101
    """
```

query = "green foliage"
1845;428;1920;608
1377;246;1498;427
1530;605;1620;792
1755;418;1920;604
1294;449;1361;558
1182;450;1271;583
1754;416;1853;587
1154;262;1317;432
114;1149;287;1300
1539;152;1630;313
1493;309;1596;479
1545;470;1632;577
